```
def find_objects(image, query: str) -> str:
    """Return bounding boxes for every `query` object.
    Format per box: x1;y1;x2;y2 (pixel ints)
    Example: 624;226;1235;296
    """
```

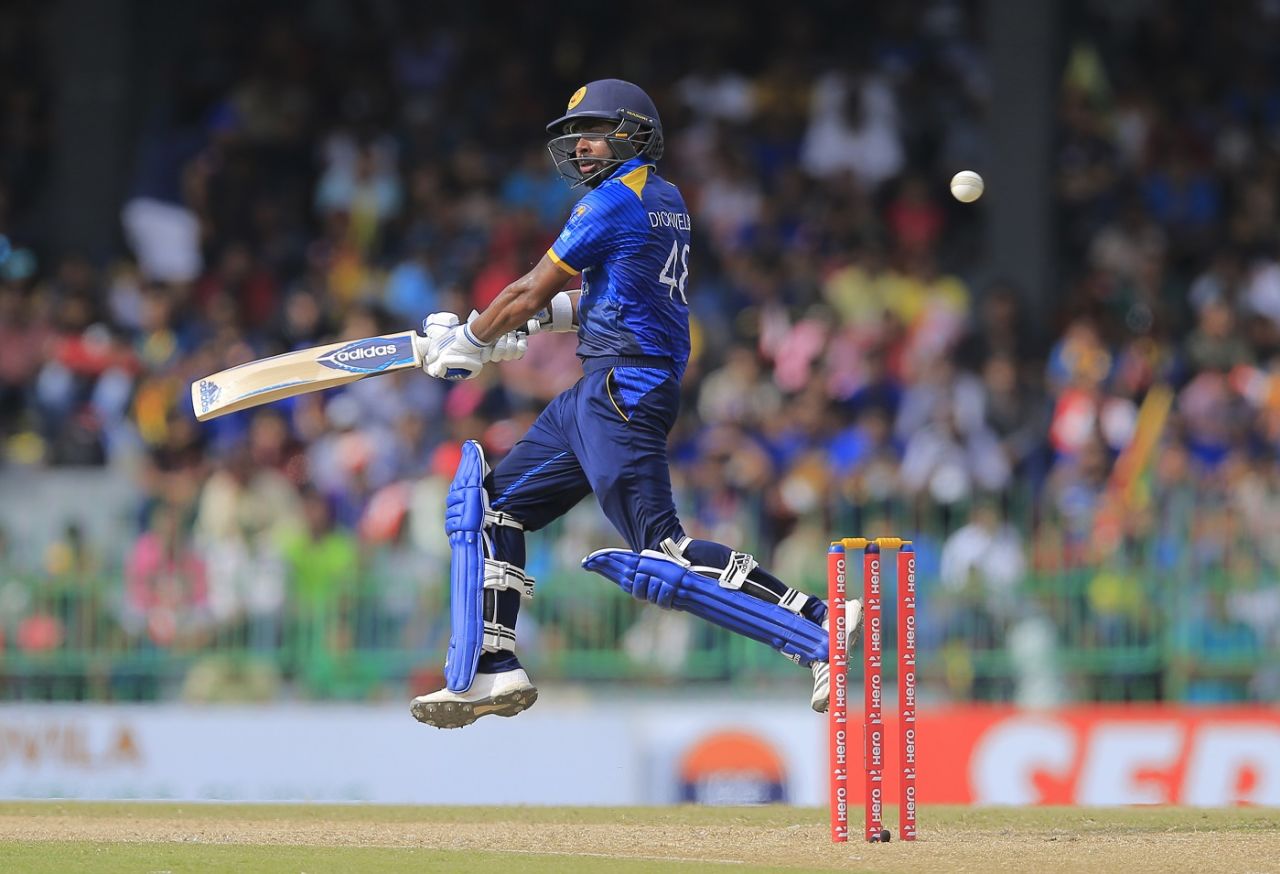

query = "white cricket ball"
950;170;984;203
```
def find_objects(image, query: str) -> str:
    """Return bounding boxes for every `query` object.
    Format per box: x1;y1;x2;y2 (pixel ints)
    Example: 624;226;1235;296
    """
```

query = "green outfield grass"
0;802;1275;873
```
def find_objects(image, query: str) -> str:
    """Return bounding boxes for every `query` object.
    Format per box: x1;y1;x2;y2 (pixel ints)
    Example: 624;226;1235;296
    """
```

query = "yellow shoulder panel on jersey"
619;164;650;199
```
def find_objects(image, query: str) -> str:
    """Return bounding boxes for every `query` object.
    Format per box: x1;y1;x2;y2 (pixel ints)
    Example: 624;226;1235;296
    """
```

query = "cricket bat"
191;331;427;421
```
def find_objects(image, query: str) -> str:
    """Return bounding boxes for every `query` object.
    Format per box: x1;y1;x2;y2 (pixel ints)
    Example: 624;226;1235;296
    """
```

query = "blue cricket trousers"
487;357;682;550
474;357;825;675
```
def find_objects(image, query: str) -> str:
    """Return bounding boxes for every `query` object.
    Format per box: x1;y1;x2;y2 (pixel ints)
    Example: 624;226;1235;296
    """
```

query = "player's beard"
546;133;622;188
572;152;617;188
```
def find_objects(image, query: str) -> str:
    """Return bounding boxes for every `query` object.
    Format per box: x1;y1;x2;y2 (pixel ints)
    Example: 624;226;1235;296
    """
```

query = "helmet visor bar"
545;114;645;188
546;132;624;187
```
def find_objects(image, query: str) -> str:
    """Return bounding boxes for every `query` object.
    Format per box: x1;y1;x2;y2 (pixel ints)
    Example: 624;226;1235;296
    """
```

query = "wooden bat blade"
191;331;423;421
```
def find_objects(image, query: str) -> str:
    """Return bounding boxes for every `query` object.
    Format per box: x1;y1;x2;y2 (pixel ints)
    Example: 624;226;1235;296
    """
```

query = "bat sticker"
316;336;416;374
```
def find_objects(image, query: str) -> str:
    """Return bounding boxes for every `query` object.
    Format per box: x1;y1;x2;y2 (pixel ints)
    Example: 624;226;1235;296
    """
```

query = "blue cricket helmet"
545;79;665;187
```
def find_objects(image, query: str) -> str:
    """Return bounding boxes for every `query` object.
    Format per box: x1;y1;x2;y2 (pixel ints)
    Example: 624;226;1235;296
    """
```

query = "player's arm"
418;257;578;380
467;255;578;344
421;194;601;379
469;189;615;343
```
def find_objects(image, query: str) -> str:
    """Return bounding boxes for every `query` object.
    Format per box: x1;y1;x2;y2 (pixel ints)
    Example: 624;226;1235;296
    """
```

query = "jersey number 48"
659;241;690;304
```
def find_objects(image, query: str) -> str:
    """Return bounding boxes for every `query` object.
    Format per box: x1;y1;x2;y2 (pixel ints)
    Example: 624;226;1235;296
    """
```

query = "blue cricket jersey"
547;157;692;379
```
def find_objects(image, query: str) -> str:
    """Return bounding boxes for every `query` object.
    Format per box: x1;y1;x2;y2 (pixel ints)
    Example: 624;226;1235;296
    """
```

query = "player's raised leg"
570;364;859;710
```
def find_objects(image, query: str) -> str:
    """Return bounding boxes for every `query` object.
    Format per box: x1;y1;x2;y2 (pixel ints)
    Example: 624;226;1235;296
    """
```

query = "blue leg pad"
444;440;488;692
582;548;828;665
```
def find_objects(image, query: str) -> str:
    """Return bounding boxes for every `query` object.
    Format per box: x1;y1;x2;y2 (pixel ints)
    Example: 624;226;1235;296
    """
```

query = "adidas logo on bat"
318;338;410;373
331;344;397;361
198;379;221;413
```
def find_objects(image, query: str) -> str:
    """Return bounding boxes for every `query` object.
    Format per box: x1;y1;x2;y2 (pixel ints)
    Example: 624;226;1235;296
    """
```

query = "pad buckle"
485;509;524;531
484;560;535;599
482;622;517;652
719;552;757;590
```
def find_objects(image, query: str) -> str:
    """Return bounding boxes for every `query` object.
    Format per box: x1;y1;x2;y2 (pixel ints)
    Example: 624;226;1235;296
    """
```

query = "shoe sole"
410;687;538;729
813;600;865;714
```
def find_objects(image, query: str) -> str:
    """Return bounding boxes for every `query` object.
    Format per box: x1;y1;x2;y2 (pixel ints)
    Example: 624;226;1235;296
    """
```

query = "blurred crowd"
0;1;1276;702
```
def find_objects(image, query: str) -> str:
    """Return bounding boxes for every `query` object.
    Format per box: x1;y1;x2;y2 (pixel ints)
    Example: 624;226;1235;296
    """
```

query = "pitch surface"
0;802;1275;872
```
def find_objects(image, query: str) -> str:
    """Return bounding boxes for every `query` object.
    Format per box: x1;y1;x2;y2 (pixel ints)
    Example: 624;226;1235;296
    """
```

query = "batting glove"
421;312;487;380
467;310;528;363
487;330;528;362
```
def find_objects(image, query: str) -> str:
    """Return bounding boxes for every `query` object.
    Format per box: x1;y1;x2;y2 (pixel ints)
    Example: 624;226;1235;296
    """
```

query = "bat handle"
410;331;432;366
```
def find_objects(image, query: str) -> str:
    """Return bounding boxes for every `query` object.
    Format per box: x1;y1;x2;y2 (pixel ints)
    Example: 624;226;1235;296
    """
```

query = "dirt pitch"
0;802;1277;873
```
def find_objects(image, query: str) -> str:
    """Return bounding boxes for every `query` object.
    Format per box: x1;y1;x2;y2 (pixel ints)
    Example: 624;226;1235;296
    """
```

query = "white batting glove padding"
423;311;460;336
421;312;487;380
464;310;527;363
488;330;528;362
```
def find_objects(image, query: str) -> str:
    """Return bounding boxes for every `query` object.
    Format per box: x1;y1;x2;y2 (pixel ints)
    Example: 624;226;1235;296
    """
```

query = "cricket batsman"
411;79;860;728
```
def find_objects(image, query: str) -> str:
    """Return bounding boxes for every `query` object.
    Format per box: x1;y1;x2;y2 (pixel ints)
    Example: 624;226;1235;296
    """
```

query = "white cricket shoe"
410;668;538;729
811;659;830;712
811;599;863;713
